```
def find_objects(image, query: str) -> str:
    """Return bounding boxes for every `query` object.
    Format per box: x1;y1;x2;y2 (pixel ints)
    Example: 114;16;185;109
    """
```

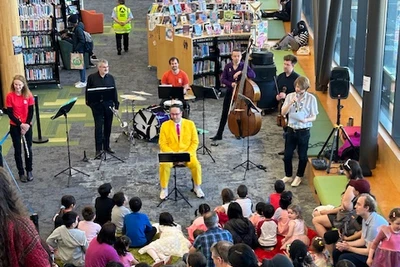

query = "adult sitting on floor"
333;194;388;266
272;20;309;51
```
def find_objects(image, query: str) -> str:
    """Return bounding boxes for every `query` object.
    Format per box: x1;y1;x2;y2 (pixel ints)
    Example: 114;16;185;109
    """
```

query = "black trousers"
333;249;368;267
115;33;129;51
261;11;290;21
10;124;33;175
215;89;233;137
90;102;114;152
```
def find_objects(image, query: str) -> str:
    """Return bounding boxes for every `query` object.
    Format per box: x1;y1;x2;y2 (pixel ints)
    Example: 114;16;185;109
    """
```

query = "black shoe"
95;150;102;159
105;147;115;154
278;150;285;155
20;174;28;183
235;136;242;140
117;50;122;55
124;48;128;52
210;135;222;141
27;171;34;181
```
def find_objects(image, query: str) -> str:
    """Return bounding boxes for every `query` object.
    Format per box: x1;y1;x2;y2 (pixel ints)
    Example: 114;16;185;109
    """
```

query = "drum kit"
118;90;196;143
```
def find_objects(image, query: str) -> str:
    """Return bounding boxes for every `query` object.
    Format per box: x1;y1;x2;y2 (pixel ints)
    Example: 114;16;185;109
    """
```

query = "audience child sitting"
224;202;258;248
235;184;253;218
187;203;211;242
193;229;205;240
309;237;330;267
268;180;285;210
78;206;101;243
123;197;157;248
114;235;139;267
111;191;130;234
280;204;310;250
94;182;114;226
272;190;293;236
250;202;267;227
257;204;277;249
367;207;400;267
287;240;315;267
214;188;235;225
139;212;190;266
53;195;76;229
46;211;88;267
187;252;207;267
85;222;121;267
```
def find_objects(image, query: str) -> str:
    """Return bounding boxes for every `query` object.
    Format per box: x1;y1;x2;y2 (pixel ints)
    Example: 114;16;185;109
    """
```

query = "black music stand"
86;87;125;170
158;85;184;100
192;85;219;163
232;94;267;179
157;152;192;207
52;97;89;187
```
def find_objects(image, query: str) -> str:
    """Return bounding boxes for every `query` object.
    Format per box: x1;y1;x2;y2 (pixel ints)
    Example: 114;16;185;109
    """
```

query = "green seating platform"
314;176;348;207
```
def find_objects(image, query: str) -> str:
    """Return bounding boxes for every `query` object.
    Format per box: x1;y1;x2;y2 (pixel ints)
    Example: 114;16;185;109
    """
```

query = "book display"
18;0;60;86
147;0;265;89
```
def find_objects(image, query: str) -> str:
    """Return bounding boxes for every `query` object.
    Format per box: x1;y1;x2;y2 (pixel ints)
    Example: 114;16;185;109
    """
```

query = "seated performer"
158;104;204;200
161;57;190;117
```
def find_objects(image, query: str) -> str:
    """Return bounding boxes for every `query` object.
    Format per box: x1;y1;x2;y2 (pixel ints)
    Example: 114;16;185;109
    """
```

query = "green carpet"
259;0;280;10
267;20;286;40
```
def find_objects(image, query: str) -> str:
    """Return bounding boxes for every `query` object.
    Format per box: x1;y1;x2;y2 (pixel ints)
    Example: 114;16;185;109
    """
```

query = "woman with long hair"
0;167;51;266
6;75;35;183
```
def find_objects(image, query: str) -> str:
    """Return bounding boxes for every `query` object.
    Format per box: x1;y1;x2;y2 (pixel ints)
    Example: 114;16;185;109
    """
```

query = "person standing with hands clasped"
280;76;318;187
112;0;133;55
86;59;119;158
6;75;35;182
211;49;256;141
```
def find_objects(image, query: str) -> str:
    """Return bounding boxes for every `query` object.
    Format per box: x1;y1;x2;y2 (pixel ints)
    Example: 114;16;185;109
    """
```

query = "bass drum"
134;106;170;141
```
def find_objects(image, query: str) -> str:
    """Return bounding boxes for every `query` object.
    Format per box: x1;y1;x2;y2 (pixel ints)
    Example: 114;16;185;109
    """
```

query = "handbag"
70;53;84;70
333;209;361;236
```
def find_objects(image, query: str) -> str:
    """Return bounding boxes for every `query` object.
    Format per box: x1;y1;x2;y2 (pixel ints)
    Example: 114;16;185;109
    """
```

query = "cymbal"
132;90;152;96
120;94;146;101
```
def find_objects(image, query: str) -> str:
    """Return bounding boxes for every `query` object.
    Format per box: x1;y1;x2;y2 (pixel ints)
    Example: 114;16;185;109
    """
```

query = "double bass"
227;39;262;137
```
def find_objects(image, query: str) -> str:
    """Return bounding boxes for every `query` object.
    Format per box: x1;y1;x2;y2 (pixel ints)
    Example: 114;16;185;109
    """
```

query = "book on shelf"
223;22;231;34
184;3;192;13
232;22;241;33
223;10;234;21
243;20;251;32
162;15;171;24
213;23;221;34
163;0;169;5
194;24;203;36
180;14;188;24
199;13;207;23
168;5;175;15
210;11;218;24
174;3;182;14
198;0;207;11
205;23;213;35
182;25;191;35
149;3;160;14
170;15;177;26
172;0;178;4
188;13;196;25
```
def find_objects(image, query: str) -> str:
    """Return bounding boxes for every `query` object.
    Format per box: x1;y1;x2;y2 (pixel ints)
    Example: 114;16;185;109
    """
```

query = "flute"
22;134;29;158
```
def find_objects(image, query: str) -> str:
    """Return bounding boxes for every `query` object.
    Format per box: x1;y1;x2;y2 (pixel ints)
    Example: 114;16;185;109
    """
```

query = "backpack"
83;31;93;52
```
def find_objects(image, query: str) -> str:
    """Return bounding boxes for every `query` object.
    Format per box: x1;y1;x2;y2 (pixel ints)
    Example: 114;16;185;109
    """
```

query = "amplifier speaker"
251;64;276;82
329;67;350;99
256;80;278;109
251;51;274;65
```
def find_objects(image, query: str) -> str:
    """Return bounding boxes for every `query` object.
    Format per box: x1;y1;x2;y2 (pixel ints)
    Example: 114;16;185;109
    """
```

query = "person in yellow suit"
159;104;205;200
112;0;133;55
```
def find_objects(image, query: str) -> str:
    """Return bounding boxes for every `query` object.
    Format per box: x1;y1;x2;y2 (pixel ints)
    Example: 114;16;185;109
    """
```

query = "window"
348;0;358;82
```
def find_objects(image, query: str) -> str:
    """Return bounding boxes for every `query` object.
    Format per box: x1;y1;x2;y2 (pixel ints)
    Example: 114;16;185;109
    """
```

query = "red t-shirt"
269;193;281;210
6;92;35;125
161;70;189;87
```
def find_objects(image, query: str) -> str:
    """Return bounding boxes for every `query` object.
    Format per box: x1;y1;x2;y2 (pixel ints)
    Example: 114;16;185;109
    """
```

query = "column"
290;0;303;31
314;0;330;91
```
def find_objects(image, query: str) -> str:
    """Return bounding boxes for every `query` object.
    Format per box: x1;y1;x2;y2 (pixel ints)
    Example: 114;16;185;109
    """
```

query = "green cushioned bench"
314;176;348;207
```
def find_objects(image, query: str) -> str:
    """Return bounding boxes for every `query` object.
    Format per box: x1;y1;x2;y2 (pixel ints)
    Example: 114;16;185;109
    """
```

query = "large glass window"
381;0;400;132
333;15;342;64
348;0;358;82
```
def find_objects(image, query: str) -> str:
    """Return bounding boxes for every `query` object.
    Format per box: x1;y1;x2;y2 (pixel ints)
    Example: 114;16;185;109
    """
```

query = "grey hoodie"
46;225;88;267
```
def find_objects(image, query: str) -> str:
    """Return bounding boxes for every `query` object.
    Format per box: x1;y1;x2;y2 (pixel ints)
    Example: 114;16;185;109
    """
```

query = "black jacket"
224;218;258;248
72;22;85;53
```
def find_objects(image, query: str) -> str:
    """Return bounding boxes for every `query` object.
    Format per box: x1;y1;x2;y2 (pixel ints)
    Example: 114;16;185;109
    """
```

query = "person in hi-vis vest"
112;0;133;55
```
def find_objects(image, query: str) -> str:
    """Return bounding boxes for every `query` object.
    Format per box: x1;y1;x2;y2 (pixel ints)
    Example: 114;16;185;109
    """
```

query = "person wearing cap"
94;182;114;226
333;194;388;266
67;14;87;88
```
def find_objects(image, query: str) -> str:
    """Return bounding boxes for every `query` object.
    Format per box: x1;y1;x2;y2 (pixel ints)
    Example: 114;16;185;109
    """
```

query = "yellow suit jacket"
159;119;199;159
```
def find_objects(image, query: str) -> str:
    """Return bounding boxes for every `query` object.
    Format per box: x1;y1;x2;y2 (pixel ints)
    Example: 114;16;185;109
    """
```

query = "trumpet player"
86;59;120;158
6;75;34;183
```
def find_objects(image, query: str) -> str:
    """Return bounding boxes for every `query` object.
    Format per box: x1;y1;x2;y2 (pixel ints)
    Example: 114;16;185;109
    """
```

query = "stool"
157;164;192;207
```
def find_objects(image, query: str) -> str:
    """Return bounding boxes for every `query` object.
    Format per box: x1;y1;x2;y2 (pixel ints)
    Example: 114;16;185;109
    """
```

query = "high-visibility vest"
113;5;132;33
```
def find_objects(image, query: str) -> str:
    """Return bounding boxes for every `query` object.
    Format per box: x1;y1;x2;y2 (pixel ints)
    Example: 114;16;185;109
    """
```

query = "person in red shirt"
160;57;191;117
6;75;35;182
268;180;285;210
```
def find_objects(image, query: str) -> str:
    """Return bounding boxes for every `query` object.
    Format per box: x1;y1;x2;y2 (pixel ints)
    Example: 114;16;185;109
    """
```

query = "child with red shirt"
267;180;285;210
6;75;35;182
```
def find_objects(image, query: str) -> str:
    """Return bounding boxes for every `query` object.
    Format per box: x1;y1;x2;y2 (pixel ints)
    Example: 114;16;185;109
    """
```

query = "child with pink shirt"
187;203;210;243
250;202;267;227
367;207;400;267
78;206;101;243
115;235;139;267
280;204;309;250
272;190;293;236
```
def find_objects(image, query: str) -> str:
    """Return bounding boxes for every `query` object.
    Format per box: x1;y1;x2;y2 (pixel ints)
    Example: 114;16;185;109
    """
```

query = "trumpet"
109;106;128;128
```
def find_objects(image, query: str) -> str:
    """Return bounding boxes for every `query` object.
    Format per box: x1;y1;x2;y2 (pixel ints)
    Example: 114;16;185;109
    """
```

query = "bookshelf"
18;0;60;86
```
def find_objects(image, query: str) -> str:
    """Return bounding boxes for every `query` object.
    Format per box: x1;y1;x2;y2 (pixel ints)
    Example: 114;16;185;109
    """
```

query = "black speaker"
251;51;274;65
251;64;276;82
329;67;350;99
256;80;278;109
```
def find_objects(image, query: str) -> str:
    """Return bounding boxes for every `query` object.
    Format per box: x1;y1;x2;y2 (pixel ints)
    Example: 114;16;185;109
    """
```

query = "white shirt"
235;198;253;218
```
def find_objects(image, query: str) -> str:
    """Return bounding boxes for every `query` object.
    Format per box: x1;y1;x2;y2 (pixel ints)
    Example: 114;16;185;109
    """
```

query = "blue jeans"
333;249;368;267
79;64;86;82
283;128;310;177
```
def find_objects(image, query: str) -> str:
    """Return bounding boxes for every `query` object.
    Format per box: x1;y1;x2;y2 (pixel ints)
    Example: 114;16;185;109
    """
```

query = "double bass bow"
227;38;262;138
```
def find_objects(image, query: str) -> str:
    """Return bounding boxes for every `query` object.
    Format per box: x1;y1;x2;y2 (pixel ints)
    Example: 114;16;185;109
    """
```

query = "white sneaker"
281;176;293;183
74;81;81;85
194;186;205;198
159;188;168;200
75;82;87;88
291;176;302;187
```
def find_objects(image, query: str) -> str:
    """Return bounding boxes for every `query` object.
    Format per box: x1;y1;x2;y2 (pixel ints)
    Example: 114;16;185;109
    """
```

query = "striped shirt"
295;31;309;46
283;91;318;129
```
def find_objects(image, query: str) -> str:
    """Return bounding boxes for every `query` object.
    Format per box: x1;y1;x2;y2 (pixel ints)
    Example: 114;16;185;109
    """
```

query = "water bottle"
347;117;354;127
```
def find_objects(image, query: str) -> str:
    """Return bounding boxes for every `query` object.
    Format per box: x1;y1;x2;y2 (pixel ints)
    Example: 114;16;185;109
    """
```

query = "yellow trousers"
159;157;202;189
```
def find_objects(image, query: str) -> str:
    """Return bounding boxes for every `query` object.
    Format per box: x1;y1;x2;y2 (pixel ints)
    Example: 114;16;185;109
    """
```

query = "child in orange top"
267;180;285;210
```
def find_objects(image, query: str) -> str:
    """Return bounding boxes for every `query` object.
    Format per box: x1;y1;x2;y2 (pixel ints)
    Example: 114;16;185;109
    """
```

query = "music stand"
52;97;89;187
232;94;267;179
158;85;184;100
192;85;219;163
157;152;192;207
86;87;125;170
